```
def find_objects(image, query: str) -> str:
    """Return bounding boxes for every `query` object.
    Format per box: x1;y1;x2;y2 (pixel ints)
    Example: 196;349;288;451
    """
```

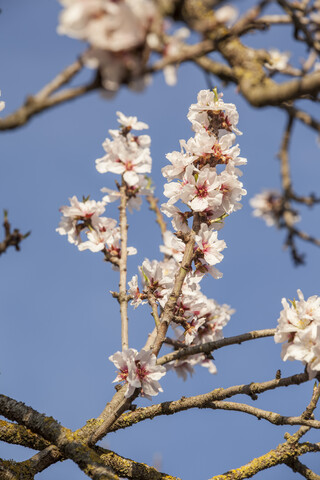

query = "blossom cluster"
128;89;246;378
57;1;243;91
58;0;159;92
56;111;152;257
109;348;166;398
275;290;320;378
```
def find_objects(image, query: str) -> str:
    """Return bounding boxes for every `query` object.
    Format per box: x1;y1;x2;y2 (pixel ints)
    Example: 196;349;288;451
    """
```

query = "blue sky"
1;1;320;479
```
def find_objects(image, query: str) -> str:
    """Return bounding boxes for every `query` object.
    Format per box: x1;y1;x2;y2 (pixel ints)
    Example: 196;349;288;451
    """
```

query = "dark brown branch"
284;457;320;480
0;211;30;256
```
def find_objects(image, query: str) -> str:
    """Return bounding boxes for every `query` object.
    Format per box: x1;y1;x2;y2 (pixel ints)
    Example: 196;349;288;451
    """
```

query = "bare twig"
0;210;30;256
157;329;276;365
148;290;161;328
119;180;129;350
0;59;98;130
146;193;167;239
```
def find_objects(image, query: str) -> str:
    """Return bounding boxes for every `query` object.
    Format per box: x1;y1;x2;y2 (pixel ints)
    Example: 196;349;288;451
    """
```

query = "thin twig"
157;329;276;365
119;180;129;350
146;193;167;239
147;290;161;328
0;60;98;130
0;210;30;256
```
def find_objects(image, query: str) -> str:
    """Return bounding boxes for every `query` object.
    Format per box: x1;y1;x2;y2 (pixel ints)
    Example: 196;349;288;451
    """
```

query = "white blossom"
275;290;320;378
265;49;290;71
109;348;166;398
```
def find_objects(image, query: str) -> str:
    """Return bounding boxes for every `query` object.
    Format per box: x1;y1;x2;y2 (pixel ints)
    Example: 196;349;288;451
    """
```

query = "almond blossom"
187;89;242;136
96;112;152;186
195;224;226;266
265;49;290;71
56;196;106;245
109;348;166;398
275;290;320;378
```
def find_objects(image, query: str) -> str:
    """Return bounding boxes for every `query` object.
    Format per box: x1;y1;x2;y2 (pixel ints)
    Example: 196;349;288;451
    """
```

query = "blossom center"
196;184;208;198
135;361;149;380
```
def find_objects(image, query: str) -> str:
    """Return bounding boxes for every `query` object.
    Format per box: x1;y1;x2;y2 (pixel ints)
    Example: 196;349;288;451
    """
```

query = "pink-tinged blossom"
56;196;106;245
183;317;206;345
128;275;147;308
109;348;166;398
167;357;195;381
250;190;283;227
195;224;226;266
275;290;320;378
58;0;158;52
96;135;152;186
116;111;149;131
184;166;223;212
162;27;190;86
101;176;152;213
59;195;106;220
160;231;185;263
250;190;300;227
160;203;190;233
77;216;117;252
216;165;247;215
162;149;196;182
139;258;175;292
83;48;151;93
187;89;242;136
194;261;223;280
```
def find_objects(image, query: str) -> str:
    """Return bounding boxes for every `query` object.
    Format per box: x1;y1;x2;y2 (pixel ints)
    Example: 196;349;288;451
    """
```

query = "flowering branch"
152;214;200;357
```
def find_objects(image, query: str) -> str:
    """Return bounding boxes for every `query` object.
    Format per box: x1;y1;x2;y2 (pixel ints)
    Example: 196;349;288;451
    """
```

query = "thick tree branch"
0;395;118;480
208;440;320;480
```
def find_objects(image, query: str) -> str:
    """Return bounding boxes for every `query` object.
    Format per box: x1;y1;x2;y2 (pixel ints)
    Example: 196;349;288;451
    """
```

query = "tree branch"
109;372;310;432
119;180;129;350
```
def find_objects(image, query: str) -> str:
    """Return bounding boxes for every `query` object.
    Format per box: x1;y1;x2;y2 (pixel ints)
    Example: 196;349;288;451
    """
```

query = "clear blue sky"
1;1;320;479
